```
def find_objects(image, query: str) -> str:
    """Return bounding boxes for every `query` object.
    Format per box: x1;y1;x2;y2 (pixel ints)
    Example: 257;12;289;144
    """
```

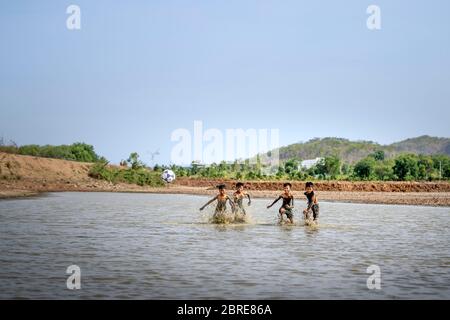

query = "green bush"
0;145;19;154
393;154;419;181
373;161;395;181
353;157;376;180
11;142;102;163
370;150;386;161
315;155;341;179
89;161;164;187
431;155;450;179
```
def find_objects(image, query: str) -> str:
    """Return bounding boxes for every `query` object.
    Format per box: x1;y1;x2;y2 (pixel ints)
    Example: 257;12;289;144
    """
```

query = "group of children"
199;181;320;224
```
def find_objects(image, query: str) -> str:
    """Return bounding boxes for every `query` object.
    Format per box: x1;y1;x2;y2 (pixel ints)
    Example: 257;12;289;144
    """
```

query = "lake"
0;192;449;299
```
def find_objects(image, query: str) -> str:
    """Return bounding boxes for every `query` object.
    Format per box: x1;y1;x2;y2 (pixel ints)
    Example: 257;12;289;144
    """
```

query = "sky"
0;0;449;165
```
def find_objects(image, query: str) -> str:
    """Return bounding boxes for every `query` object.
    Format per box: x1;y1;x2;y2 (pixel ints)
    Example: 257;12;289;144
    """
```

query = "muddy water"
0;192;449;299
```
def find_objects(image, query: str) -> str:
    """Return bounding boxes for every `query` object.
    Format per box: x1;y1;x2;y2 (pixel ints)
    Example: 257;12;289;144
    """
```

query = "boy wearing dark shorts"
303;182;319;222
200;184;235;216
233;182;251;216
267;183;294;224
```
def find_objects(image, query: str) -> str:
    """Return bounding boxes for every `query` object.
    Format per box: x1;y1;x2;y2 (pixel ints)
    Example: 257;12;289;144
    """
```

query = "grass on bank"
88;161;164;187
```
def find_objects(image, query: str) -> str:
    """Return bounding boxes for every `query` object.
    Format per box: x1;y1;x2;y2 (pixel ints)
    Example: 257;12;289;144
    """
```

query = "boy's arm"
246;193;251;205
306;202;313;211
200;196;217;211
303;203;312;214
267;196;281;208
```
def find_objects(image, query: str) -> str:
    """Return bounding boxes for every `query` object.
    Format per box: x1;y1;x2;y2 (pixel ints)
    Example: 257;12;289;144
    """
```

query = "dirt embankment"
1;152;450;206
175;178;450;193
0;152;153;196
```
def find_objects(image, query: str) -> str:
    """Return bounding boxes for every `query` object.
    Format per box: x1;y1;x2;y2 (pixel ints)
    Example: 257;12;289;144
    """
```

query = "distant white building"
191;160;235;168
191;160;206;168
299;157;323;170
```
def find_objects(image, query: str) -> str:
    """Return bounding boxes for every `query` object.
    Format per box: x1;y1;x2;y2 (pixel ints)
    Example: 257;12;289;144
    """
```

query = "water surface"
0;192;449;299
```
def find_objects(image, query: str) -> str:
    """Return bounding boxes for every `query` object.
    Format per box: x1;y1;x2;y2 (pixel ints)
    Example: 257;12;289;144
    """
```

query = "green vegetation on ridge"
165;152;450;182
2;136;449;184
88;153;164;187
0;140;103;163
276;136;450;164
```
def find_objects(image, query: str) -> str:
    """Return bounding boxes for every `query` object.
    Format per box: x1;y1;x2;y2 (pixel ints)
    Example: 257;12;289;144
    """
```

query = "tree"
232;160;240;173
393;154;419;181
417;155;434;180
284;158;299;178
370;150;385;161
255;154;262;176
354;157;376;180
127;152;144;170
70;143;99;162
373;162;394;181
430;155;450;179
276;164;285;178
315;155;341;179
341;163;351;175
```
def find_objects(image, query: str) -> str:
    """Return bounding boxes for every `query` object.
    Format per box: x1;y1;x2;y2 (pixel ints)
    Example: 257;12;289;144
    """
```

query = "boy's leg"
312;204;319;221
304;210;310;220
279;208;285;223
285;209;294;224
214;208;224;217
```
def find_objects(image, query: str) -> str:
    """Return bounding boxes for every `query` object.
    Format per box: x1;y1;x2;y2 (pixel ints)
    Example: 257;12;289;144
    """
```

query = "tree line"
0;140;103;163
161;151;450;181
1;139;448;182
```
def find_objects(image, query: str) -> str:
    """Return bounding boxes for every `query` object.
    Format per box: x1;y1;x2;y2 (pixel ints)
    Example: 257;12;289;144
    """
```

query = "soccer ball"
161;169;176;183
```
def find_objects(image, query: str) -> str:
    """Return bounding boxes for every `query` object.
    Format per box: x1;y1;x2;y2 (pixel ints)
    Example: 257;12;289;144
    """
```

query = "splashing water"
199;203;321;227
199;205;256;225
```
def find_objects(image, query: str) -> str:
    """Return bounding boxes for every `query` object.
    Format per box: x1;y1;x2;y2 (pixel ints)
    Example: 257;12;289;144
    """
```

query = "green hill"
276;135;450;163
390;136;450;155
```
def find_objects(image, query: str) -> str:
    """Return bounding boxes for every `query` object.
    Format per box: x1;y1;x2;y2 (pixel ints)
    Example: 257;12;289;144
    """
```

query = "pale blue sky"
1;1;449;164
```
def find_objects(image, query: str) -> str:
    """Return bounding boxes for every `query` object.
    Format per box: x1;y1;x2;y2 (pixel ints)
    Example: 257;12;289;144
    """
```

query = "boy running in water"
267;183;294;224
233;182;251;216
303;182;319;222
199;184;235;216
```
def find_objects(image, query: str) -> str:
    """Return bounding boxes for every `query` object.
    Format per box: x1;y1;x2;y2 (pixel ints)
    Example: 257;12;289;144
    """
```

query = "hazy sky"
1;0;449;164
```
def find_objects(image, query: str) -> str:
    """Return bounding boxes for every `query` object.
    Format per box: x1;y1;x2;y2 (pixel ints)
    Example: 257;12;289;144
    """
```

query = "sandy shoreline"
0;189;41;199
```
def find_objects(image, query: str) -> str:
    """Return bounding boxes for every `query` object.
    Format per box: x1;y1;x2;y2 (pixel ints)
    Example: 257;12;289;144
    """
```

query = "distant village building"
190;160;236;168
299;157;323;170
191;160;206;169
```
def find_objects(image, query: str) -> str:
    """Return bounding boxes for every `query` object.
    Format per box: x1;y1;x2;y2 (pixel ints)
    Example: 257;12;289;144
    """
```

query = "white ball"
161;169;176;183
